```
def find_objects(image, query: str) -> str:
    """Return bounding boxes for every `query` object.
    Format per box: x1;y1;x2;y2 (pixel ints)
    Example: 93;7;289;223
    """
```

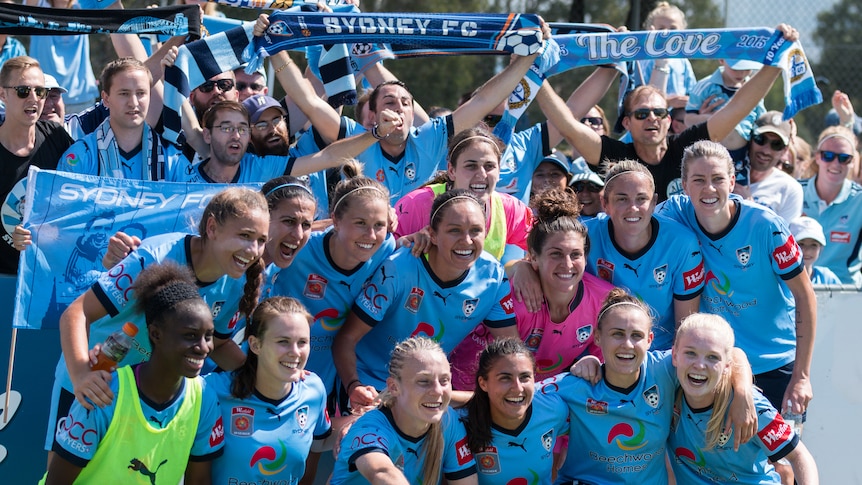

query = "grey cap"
569;156;604;187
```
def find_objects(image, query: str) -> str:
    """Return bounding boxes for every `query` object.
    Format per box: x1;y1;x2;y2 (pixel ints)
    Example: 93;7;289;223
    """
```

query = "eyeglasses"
752;133;786;151
627;108;669;120
572;181;603;193
198;79;235;93
253;115;285;132
214;123;249;136
581;117;603;126
5;85;48;99
236;82;264;92
819;150;853;165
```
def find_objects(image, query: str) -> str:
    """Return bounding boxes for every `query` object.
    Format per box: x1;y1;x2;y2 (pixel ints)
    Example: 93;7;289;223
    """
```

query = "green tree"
806;0;862;142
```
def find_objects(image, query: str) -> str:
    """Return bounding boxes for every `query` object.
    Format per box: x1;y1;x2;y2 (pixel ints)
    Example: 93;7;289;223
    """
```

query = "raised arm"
543;66;618;148
707;24;799;141
289;109;402;176
451;52;538;133
255;15;342;143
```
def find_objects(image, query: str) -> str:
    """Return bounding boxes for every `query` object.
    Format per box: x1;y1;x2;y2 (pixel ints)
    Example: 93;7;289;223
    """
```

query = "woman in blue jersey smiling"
333;189;518;409
330;336;478;485
462;338;568;484
668;313;819;484
551;289;756;485
206;296;348;484
46;187;269;462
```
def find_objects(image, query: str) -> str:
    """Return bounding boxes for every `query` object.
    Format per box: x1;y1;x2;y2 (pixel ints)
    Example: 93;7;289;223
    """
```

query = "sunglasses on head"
819;150;854;165
198;79;235;93
581;117;603;126
572;181;603;193
5;85;48;99
236;82;264;92
751;133;787;151
627;108;669;120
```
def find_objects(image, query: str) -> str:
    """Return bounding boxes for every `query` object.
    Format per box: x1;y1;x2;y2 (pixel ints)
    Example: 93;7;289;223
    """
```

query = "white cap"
789;216;826;246
726;59;763;71
44;74;67;93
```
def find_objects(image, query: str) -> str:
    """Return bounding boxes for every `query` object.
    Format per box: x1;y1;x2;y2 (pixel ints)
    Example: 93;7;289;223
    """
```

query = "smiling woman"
330;337;478;485
43;262;224;484
44;187;270;467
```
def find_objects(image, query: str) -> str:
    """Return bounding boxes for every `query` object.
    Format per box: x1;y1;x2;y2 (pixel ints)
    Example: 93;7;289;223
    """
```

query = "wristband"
371;124;385;140
347;379;361;392
654;65;670;74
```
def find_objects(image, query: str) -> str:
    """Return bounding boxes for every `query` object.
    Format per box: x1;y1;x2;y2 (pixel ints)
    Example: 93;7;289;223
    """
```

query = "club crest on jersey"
587;398;608;414
736;245;752;266
717;430;731;447
231;406;254;436
524;329;542;352
597;258;615;282
475;446;501;474
296;406;309;429
211;301;225;318
576;324;592;343
541;429;554;452
653;264;668;284
304;274;328;300
404;162;416;181
462;298;479;317
643;385;660;408
404;287;424;314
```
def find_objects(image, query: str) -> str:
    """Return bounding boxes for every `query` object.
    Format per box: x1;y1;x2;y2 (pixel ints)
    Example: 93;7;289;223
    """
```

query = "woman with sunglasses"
798;126;862;286
657;141;817;468
568;157;605;220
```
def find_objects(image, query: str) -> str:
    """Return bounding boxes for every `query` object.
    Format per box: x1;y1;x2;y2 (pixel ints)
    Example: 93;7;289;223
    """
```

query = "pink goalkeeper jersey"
448;272;614;389
394;184;532;260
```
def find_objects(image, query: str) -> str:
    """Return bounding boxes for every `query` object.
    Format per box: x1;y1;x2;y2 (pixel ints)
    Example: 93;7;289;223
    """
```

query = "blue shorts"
754;361;806;422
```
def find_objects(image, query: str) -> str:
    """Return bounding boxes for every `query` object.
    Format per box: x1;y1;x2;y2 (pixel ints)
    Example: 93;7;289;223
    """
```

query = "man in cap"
738;111;803;222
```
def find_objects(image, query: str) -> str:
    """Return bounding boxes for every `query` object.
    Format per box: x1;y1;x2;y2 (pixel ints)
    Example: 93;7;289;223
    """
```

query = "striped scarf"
0;3;199;37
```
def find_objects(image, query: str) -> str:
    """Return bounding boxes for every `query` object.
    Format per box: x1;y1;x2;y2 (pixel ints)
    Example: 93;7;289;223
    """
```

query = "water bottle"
91;322;139;372
782;399;804;437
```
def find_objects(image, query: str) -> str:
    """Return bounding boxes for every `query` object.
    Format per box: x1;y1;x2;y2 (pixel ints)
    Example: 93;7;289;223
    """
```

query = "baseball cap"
753;111;792;145
727;59;763;71
569;157;604;187
44;74;67;94
789;216;826;246
540;151;572;181
242;95;285;124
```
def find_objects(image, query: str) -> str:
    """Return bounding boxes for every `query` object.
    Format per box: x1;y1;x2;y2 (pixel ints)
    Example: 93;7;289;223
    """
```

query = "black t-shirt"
0;121;73;275
599;122;710;202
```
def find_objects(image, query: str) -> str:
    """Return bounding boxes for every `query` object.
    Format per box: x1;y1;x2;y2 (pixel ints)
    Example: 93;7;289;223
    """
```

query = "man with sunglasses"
736;111;803;222
563;24;799;203
0;56;73;275
189;71;239;123
234;64;267;102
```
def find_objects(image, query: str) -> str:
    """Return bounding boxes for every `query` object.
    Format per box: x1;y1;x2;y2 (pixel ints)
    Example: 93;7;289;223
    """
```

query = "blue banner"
11;168;256;330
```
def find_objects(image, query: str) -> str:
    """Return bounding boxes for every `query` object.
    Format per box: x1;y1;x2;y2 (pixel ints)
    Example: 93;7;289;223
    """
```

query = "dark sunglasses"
5;85;48;99
198;79;235;93
572;181;603;193
819;150;854;165
581;117;603;126
752;133;787;151
236;82;264;92
627;108;669;120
